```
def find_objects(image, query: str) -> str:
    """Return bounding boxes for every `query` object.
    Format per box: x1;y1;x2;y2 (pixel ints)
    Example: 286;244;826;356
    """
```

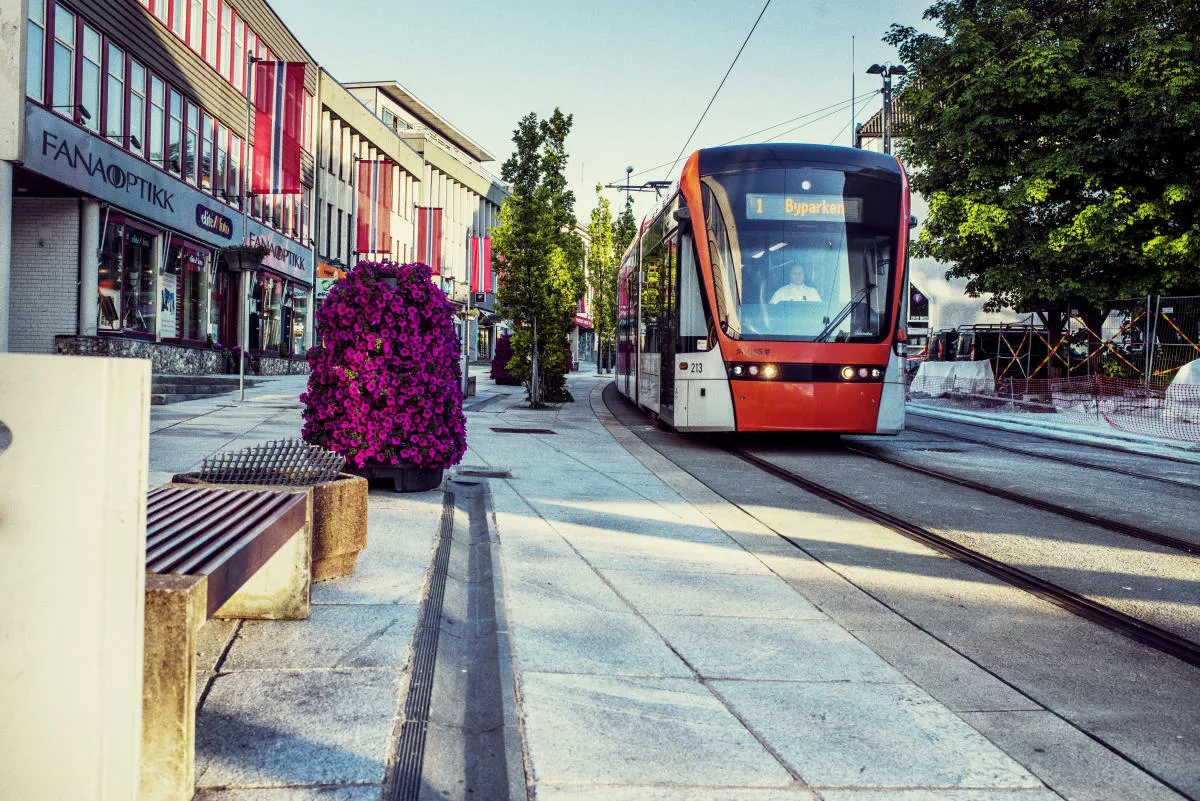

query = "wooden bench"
141;485;311;801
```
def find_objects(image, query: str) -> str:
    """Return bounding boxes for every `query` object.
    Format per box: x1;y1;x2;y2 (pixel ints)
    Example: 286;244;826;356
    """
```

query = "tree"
613;193;638;264
585;185;617;371
491;108;584;405
887;0;1200;336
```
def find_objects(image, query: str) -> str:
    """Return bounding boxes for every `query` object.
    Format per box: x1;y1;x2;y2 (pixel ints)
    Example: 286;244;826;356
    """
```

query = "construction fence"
909;296;1200;443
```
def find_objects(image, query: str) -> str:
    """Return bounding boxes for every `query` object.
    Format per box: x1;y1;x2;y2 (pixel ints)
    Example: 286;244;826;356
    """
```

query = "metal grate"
490;427;557;435
197;439;346;486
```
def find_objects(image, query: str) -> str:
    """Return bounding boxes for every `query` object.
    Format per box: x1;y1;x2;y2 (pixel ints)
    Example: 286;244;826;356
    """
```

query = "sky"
272;0;1007;328
272;0;938;220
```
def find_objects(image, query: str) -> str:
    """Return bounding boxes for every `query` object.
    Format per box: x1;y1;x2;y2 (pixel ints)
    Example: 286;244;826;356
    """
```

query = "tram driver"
769;260;822;304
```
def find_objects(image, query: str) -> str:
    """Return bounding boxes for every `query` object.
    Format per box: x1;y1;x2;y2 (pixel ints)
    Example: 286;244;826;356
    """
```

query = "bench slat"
146;487;308;616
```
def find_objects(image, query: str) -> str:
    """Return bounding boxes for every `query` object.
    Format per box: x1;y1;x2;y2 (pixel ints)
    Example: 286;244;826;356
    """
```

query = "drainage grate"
490;427;557;435
196;439;346;485
456;469;512;479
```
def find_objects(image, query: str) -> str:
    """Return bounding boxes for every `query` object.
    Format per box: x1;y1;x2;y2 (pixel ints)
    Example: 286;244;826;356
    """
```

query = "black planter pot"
346;460;444;493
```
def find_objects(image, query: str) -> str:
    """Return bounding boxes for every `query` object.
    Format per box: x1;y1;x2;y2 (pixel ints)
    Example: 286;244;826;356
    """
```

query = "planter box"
345;461;444;493
170;472;368;581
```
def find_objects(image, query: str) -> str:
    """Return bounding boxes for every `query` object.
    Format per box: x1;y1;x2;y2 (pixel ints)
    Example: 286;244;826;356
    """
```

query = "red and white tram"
616;143;912;433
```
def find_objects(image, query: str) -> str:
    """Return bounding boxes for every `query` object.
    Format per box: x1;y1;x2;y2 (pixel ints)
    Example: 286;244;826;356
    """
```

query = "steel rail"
729;446;1200;669
839;443;1200;556
903;421;1200;492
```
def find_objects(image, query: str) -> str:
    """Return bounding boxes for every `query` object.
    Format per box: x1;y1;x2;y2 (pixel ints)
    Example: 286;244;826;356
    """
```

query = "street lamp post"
866;63;908;155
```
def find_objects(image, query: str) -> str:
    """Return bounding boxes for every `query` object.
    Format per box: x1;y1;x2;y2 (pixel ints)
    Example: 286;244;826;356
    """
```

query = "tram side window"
677;231;710;352
641;237;666;355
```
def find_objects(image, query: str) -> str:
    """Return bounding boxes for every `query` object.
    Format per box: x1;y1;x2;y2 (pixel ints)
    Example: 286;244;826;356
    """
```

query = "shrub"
301;260;467;470
490;332;521;385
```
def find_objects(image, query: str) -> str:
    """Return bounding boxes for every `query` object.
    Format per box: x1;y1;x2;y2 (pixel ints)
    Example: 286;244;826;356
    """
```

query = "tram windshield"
700;167;901;342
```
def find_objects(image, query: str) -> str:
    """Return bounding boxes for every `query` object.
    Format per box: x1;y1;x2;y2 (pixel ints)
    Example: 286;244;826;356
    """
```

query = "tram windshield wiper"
814;285;874;342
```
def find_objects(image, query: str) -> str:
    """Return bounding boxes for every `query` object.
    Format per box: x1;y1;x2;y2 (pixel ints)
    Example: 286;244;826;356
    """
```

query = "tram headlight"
840;366;856;380
748;365;760;376
870;368;882;379
762;364;778;379
732;364;745;377
858;367;869;378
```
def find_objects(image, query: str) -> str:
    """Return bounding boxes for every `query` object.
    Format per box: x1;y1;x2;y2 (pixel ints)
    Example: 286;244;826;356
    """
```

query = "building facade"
1;0;320;374
0;1;510;375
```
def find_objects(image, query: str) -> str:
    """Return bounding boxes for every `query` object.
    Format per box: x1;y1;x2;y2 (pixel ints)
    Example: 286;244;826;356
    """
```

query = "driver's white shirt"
769;283;822;303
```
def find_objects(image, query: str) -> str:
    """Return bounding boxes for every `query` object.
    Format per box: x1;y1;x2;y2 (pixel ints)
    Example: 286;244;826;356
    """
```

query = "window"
336;209;343;260
188;0;202;49
51;5;74;113
167;88;182;175
184;101;198;183
129;60;145;155
149;76;164;165
303;92;312;152
80;25;101;131
104;43;124;144
232;17;244;92
246;31;258;99
26;0;45;102
290;286;308;355
218;4;231;79
152;0;167;24
229;133;243;207
324;203;332;258
166;242;209;340
204;0;217;66
170;0;185;37
98;219;157;335
200;112;213;191
215;123;228;199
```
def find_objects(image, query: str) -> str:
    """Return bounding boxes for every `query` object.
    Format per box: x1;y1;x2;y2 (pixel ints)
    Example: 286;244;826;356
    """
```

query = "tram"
615;143;912;433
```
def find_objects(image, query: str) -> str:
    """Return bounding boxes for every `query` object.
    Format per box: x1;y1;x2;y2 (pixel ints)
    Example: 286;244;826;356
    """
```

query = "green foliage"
585;185;618;357
491;108;584;405
886;0;1200;316
613;194;638;263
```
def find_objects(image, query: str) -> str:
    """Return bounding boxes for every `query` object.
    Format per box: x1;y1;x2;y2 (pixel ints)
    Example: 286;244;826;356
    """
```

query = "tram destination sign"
747;194;862;224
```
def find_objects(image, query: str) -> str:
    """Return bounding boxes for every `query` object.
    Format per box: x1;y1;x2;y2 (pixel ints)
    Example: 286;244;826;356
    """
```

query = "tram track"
728;445;1200;669
903;420;1200;492
838;442;1200;556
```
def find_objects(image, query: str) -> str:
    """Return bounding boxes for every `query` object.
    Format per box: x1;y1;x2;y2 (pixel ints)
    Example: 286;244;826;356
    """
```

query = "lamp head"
866;64;884;75
890;65;909;76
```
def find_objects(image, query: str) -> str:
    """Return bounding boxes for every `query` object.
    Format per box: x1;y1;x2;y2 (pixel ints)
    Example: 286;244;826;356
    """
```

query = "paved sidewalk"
467;372;1055;800
151;366;1070;799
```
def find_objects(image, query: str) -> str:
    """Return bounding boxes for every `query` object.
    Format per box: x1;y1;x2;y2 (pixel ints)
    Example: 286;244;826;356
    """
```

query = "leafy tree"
887;0;1200;341
585;185;617;371
613;193;638;264
491;108;584;405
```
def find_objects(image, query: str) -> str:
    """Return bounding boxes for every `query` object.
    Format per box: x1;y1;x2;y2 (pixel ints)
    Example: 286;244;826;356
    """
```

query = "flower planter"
170;472;369;581
345;460;444;493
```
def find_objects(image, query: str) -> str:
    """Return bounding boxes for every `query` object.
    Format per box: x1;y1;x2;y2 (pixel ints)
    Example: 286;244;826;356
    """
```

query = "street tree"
887;0;1200;339
613;193;638;263
491;108;584;405
585;185;617;371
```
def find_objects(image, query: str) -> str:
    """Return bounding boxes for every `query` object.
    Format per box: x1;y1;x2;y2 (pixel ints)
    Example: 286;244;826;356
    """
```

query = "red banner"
417;207;443;275
470;235;493;292
251;62;305;195
355;160;392;254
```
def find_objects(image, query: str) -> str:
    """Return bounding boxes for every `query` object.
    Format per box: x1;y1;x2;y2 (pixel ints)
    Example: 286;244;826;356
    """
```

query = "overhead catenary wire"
613;90;879;187
662;0;773;180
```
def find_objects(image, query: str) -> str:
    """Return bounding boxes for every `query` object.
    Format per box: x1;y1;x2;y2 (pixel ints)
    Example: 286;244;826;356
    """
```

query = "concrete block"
311;473;369;581
142;573;207;801
214;526;312;620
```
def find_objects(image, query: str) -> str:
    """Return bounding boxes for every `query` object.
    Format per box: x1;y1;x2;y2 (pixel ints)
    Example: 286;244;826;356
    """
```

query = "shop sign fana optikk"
243;218;312;285
23;102;239;248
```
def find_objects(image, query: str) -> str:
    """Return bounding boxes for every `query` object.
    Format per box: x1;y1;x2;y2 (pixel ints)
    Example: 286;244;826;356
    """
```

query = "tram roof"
696;143;901;176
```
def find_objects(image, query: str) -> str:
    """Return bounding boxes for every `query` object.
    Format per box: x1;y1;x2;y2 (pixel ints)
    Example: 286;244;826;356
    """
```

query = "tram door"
657;224;679;423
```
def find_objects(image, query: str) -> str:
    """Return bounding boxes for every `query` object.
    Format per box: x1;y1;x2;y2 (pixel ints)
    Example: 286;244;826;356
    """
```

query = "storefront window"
259;274;284;353
291;286;308;356
98;219;157;335
166;242;209;340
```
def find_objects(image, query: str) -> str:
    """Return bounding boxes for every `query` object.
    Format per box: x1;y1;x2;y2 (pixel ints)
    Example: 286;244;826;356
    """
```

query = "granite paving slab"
221;604;417;670
713;680;1044;789
602;570;827;619
520;672;795;788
